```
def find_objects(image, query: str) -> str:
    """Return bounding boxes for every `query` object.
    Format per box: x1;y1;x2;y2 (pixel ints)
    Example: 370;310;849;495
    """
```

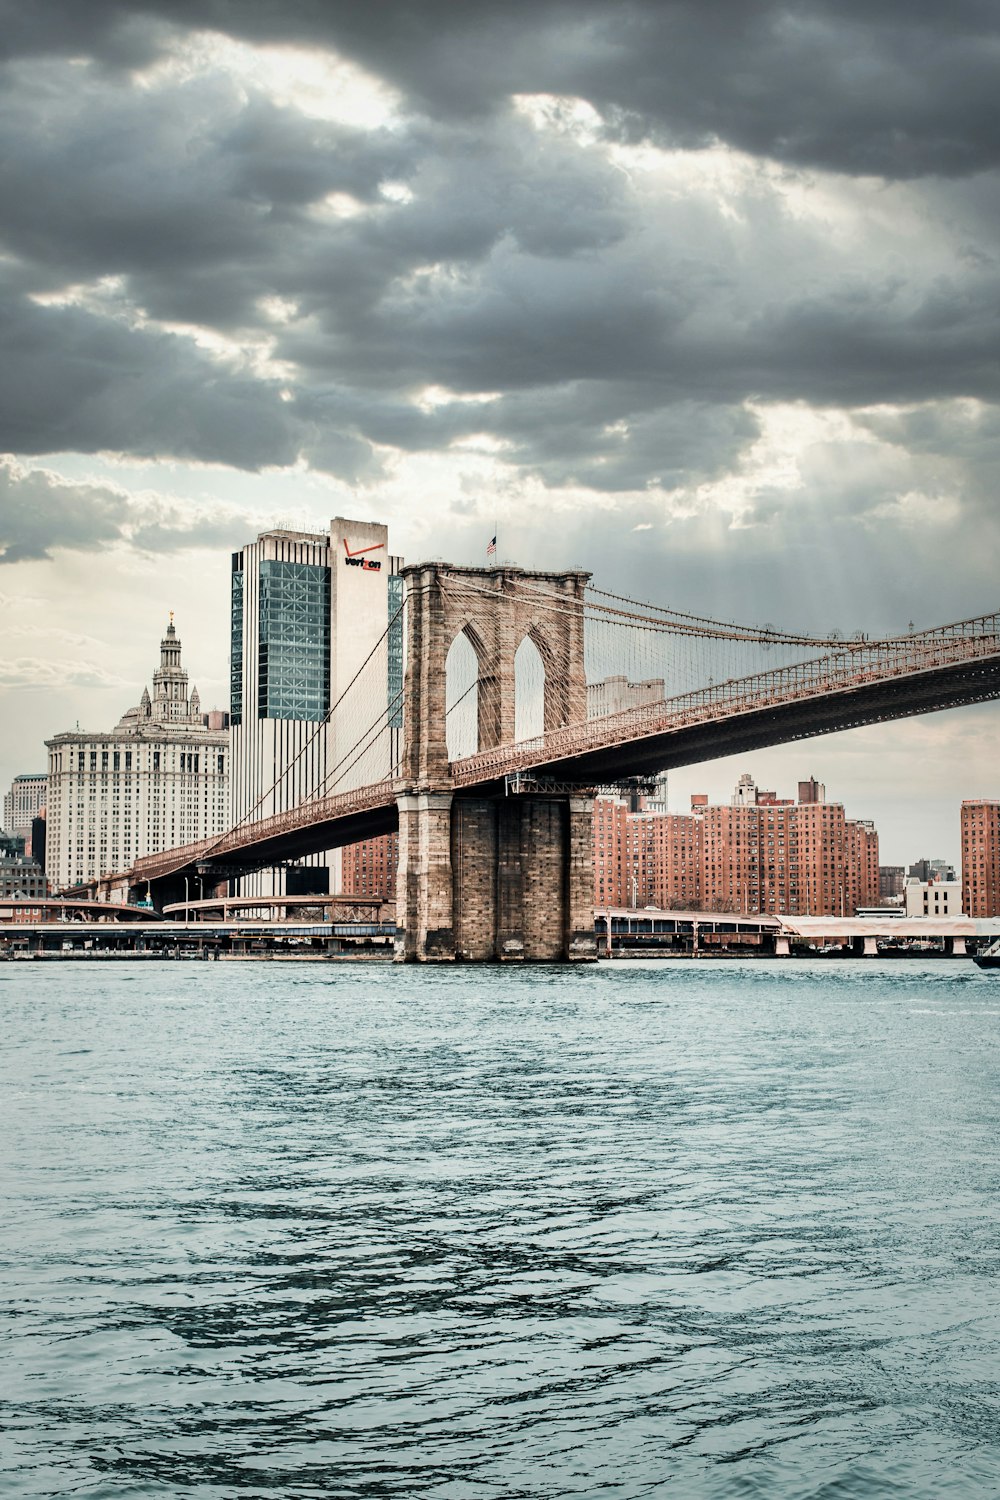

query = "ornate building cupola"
152;613;191;722
189;686;201;719
140;686;152;719
159;615;182;672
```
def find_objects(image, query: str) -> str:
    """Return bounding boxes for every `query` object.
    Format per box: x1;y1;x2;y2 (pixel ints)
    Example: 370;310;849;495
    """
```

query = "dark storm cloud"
0;0;998;507
471;390;760;494
351;257;1000;411
0;286;304;467
857;400;1000;524
3;0;999;178
0;61;414;329
274;174;1000;428
0;464;253;564
732;274;1000;408
0;469;127;564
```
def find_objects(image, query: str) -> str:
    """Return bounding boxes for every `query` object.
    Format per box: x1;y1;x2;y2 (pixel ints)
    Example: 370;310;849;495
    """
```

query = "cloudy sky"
2;0;999;863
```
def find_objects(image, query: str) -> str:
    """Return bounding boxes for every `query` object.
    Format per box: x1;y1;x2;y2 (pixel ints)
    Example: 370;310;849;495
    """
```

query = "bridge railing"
133;778;401;883
451;613;1000;783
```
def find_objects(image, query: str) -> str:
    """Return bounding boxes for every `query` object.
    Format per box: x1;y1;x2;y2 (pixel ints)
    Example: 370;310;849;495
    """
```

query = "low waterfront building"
0;851;47;899
45;619;229;891
904;876;964;919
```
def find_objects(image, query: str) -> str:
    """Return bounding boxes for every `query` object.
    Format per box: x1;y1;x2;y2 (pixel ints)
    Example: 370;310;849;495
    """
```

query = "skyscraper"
230;519;403;893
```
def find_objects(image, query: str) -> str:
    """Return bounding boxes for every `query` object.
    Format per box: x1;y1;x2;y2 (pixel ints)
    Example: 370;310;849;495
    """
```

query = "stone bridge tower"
396;564;596;962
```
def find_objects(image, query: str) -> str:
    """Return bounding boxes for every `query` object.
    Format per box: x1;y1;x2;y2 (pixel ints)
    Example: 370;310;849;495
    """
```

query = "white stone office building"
587;674;666;719
45;620;229;891
230;520;403;895
3;773;48;840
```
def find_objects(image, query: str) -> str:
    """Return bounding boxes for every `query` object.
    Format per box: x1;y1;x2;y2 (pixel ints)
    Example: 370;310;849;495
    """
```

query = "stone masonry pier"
395;564;596;961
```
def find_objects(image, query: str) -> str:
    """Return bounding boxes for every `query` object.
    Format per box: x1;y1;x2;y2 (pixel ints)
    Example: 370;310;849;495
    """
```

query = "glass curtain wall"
258;561;331;721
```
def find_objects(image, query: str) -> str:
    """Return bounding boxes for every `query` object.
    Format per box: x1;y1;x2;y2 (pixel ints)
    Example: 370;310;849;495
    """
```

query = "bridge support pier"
396;792;457;961
395;792;597;962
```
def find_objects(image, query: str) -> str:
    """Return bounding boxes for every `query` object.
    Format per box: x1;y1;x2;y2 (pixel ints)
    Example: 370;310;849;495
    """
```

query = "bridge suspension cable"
440;569;864;647
189;591;408;866
305;688;405;801
583;587;887;648
437;569;1000;744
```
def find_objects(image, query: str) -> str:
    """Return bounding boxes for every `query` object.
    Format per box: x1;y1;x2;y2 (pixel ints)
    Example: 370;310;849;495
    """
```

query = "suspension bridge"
112;562;1000;960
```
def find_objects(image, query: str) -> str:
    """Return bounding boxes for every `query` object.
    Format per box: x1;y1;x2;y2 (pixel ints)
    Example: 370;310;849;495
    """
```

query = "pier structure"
596;909;994;958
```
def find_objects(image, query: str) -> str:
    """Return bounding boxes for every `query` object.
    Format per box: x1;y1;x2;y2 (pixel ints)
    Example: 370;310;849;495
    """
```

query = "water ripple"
2;959;999;1496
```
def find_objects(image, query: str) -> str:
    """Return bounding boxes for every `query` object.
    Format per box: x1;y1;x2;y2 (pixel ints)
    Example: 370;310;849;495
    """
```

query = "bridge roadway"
125;610;1000;895
0;896;159;922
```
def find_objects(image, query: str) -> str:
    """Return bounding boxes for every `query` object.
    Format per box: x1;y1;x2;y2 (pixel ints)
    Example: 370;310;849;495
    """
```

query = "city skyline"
2;3;1000;865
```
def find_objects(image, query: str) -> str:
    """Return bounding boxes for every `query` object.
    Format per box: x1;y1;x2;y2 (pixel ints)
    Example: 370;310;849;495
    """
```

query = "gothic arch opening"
514;634;546;744
445;629;480;760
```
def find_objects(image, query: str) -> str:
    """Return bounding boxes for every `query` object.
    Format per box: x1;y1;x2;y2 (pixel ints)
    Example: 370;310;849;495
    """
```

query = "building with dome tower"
44;618;229;891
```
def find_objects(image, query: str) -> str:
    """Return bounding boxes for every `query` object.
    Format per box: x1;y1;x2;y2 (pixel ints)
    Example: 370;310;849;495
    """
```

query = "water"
2;959;999;1499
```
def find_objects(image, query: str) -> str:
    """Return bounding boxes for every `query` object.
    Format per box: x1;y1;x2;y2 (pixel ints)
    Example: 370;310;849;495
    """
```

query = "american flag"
486;534;496;557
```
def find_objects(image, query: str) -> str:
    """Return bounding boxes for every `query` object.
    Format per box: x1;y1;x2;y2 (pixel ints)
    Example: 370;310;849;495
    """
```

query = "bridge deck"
454;621;1000;785
128;613;1000;890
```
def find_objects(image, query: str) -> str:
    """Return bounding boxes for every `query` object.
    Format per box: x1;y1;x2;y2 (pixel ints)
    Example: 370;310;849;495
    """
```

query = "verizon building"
230;519;403;894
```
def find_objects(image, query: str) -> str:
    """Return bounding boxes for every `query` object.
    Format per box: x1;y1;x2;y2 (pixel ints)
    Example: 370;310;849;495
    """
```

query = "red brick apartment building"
343;775;880;919
961;800;1000;916
341;832;399;900
595;774;879;917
